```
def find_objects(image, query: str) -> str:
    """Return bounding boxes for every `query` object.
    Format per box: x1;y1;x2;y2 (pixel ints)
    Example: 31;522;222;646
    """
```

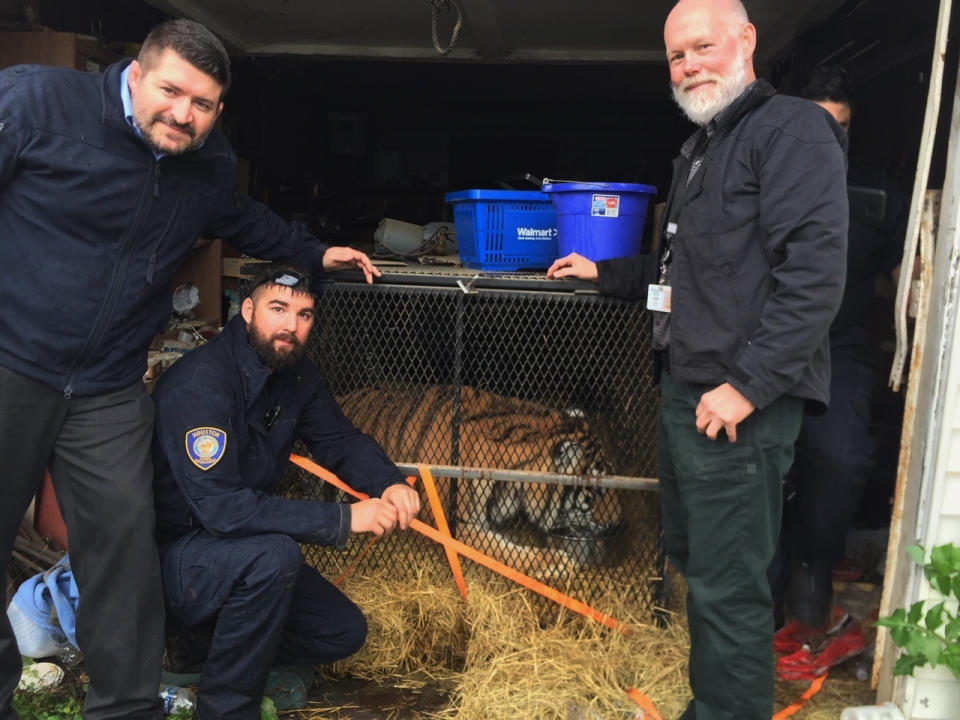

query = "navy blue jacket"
152;314;406;549
0;60;328;397
597;81;848;412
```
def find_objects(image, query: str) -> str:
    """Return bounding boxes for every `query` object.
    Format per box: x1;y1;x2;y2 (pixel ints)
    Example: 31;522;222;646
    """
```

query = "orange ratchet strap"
417;464;469;601
771;672;828;720
289;453;629;634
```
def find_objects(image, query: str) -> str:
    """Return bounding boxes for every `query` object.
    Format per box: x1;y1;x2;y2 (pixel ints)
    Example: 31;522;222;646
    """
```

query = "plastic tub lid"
541;181;657;194
445;189;551;203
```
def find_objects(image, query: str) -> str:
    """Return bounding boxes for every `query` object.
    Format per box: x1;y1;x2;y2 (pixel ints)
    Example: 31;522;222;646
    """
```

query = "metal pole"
395;462;659;492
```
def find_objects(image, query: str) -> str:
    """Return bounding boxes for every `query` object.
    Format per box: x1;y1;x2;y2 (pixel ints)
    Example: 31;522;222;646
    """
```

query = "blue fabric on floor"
12;554;80;649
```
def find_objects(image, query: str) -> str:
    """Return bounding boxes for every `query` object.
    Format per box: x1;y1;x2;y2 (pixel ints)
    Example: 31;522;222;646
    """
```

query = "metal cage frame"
286;265;665;616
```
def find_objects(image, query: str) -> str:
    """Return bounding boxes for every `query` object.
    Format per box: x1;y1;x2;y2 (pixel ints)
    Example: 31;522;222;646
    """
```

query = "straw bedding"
290;559;874;720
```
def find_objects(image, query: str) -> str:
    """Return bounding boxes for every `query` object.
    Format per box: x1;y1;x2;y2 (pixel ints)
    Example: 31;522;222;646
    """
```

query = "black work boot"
162;618;215;684
784;559;834;629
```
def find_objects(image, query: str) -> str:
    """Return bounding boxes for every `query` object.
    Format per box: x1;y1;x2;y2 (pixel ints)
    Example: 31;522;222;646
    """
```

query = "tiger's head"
547;438;621;534
493;407;620;537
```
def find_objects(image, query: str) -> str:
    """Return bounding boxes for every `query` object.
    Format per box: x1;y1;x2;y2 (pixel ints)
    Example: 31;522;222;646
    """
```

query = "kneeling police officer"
152;263;420;719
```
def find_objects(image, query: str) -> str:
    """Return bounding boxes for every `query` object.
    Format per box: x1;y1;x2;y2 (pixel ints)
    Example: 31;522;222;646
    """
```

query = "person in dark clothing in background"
772;64;907;630
152;263;421;720
547;1;847;717
0;19;380;720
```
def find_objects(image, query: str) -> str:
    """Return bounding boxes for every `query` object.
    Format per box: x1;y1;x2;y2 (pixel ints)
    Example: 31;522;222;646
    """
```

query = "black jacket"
152;315;406;548
597;81;848;411
832;163;907;356
0;60;328;397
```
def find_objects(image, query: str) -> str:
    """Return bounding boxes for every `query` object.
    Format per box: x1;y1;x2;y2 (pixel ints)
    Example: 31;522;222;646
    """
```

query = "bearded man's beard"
249;323;305;371
134;112;206;156
671;47;747;126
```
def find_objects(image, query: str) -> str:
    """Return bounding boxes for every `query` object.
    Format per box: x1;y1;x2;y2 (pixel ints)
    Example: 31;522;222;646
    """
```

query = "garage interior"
0;0;945;543
1;0;951;234
2;0;958;717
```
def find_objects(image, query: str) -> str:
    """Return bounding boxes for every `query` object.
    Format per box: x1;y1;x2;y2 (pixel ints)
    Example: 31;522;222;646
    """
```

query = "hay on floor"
307;563;876;720
433;584;691;720
321;565;688;719
327;565;469;681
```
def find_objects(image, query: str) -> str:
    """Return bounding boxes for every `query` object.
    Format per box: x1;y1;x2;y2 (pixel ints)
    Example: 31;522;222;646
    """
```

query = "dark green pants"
658;370;802;720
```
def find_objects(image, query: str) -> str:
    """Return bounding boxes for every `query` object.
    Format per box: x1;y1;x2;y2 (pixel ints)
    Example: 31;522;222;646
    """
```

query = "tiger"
336;385;623;577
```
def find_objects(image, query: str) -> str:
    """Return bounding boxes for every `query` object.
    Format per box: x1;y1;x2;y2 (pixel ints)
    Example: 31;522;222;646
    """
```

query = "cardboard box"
222;256;267;278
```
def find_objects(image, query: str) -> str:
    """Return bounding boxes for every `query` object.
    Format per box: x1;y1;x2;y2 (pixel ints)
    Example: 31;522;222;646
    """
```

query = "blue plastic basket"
541;181;657;261
445;189;558;271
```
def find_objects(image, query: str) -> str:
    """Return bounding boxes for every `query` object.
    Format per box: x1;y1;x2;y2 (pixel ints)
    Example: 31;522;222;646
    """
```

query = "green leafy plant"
12;657;83;720
260;696;278;720
12;692;84;720
12;657;277;720
13;680;84;720
876;542;960;678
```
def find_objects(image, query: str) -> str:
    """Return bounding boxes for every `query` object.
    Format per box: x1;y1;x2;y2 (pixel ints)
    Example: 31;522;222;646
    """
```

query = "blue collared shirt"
120;64;164;160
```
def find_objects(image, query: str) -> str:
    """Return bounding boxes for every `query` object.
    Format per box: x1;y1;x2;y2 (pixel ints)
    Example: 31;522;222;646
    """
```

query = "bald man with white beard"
548;1;848;716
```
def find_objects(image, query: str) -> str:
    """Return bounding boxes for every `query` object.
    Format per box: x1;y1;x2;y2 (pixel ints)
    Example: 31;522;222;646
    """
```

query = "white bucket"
840;702;905;720
7;602;62;658
18;662;64;692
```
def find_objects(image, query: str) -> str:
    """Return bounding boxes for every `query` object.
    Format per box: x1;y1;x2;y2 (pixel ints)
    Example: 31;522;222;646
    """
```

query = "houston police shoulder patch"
185;427;227;471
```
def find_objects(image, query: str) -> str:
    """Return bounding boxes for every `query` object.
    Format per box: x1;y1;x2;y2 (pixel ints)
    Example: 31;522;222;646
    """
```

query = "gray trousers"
0;365;163;720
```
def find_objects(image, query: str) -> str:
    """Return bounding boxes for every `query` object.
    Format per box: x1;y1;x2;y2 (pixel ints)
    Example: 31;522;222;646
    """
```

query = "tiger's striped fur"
337;385;622;576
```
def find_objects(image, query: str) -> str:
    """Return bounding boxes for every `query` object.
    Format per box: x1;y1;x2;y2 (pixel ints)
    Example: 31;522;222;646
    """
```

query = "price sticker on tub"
647;284;672;313
591;194;620;218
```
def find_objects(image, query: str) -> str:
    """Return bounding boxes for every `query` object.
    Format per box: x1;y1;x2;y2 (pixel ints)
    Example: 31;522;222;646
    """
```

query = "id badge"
647;284;672;313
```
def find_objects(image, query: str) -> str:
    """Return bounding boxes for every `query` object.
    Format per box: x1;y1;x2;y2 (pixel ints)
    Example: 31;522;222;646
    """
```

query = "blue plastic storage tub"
541;181;657;261
445;189;558;271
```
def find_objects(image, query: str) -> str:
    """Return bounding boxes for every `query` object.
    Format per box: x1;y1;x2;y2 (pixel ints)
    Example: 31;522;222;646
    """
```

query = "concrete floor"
309;675;453;719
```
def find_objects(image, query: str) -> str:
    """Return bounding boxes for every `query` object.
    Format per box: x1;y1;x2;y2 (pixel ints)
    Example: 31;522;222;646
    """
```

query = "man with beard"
0;19;381;719
151;264;421;719
548;0;847;716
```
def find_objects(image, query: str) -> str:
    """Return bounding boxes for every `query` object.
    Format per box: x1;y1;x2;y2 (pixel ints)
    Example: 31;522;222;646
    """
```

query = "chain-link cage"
283;266;664;617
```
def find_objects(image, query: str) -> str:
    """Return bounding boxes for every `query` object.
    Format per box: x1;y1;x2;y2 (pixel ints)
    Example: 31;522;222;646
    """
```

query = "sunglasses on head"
253;269;310;293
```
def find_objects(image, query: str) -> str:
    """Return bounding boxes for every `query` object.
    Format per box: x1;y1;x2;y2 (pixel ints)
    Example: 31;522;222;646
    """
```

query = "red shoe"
813;624;866;668
773;606;849;655
775;620;865;681
777;657;831;682
773;623;807;655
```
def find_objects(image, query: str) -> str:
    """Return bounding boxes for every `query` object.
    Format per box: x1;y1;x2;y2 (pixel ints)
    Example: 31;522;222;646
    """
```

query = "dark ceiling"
138;0;844;65
1;0;953;237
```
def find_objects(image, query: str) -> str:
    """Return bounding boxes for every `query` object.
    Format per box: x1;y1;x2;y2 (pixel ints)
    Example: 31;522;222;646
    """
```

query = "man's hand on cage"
322;246;382;284
381;483;421;530
695;383;755;443
351;498;399;536
546;252;598;281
